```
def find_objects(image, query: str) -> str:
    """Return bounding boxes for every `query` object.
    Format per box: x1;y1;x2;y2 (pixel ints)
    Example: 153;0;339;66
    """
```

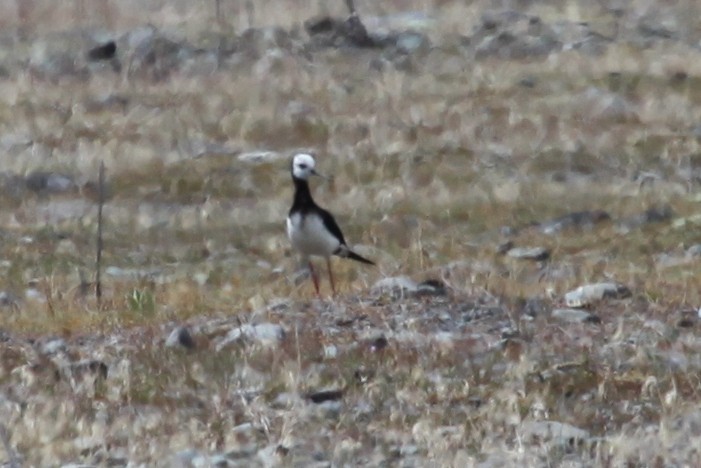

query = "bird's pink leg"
326;257;336;296
309;261;320;296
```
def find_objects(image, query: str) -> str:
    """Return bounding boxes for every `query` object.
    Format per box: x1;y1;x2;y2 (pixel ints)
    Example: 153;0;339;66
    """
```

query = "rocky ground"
1;0;701;466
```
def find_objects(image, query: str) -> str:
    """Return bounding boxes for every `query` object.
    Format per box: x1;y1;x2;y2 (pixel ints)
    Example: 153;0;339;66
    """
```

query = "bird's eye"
298;164;308;169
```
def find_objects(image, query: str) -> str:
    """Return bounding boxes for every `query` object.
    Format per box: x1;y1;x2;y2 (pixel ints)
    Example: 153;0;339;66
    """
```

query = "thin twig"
96;161;105;308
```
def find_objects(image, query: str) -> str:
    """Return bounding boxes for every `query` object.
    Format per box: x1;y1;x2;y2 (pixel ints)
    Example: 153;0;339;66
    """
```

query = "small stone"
192;454;231;467
323;344;338;359
372;276;417;293
40;338;66;355
215;323;284;351
540;210;610;235
414;279;447;296
25;288;46;303
25;171;75;194
166;326;196;349
552;308;595;323
564;282;631;307
393;31;429;53
686;244;701;257
506;247;550;261
400;444;419;456
521;420;590;447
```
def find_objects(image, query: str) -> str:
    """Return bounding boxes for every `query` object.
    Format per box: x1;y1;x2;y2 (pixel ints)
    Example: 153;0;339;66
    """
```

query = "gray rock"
470;11;561;60
193;453;231;467
372;276;418;294
506;247;550;261
304;15;377;48
364;11;435;36
415;279;448;296
553;20;612;55
400;444;419;456
540;210;610;235
323;344;338;359
393;31;430;54
565;283;631;307
25;284;45;303
25;171;75;194
520;420;590;447
39;338;66;355
552;308;599;324
686;244;701;257
215;323;284;351
166;326;196;349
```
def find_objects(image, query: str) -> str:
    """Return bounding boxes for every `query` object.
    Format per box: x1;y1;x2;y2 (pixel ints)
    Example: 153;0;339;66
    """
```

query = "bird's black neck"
291;177;317;212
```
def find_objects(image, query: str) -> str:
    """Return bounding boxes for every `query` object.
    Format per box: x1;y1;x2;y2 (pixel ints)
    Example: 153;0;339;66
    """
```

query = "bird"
287;153;374;296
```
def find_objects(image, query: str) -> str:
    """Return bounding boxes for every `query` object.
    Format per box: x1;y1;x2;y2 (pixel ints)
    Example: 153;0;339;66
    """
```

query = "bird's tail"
345;249;375;265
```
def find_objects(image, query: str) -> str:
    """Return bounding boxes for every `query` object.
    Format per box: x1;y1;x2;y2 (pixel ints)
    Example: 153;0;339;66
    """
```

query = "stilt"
326;257;336;296
309;261;320;296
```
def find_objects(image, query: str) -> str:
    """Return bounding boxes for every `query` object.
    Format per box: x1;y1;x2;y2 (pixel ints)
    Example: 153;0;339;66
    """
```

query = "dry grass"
0;0;701;465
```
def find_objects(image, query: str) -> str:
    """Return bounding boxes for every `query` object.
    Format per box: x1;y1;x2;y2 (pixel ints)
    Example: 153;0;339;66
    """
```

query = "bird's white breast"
287;212;340;258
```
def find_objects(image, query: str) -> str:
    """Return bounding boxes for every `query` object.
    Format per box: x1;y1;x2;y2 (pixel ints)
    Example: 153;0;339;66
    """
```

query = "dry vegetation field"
0;0;701;466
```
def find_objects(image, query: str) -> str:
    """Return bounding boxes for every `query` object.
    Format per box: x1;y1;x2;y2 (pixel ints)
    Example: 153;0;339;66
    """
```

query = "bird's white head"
291;153;322;180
